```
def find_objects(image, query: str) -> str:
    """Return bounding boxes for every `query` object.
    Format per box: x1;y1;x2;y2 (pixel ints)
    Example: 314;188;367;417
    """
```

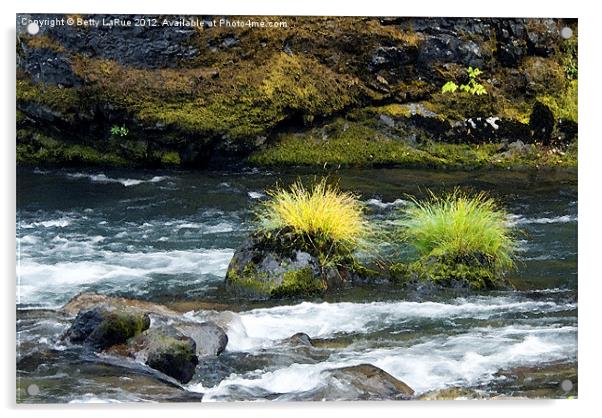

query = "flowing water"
16;167;577;402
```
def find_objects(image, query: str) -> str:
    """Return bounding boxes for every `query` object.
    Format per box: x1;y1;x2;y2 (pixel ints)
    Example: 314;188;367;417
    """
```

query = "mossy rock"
63;307;151;351
225;235;333;299
397;254;511;290
128;326;199;384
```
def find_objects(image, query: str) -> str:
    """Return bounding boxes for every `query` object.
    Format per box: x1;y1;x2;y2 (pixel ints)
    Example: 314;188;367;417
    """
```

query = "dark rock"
369;46;413;72
47;14;199;69
176;321;228;357
64;307;150;351
18;47;81;87
557;119;578;143
63;308;106;344
129;326;199;384
316;364;414;400
530;101;555;144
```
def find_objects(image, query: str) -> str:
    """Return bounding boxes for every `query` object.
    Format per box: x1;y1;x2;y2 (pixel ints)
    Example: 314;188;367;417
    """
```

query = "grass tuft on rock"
400;190;516;288
256;178;369;264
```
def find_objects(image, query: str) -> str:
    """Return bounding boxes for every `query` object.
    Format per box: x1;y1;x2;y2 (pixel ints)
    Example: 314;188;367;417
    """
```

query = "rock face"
317;364;415;400
16;15;577;168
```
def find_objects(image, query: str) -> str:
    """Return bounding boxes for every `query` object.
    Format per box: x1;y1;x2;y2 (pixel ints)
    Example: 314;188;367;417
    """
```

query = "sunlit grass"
402;190;516;272
256;178;369;262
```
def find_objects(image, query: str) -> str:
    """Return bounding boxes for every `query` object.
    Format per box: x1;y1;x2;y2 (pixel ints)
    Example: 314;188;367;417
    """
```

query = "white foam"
65;172;169;187
226;298;573;351
248;191;266;199
16;248;234;306
365;198;408;209
508;214;577;225
190;323;576;400
19;217;73;229
175;221;234;233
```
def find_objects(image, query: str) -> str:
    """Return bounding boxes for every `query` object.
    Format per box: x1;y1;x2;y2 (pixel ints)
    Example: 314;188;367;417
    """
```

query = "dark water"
16;167;577;402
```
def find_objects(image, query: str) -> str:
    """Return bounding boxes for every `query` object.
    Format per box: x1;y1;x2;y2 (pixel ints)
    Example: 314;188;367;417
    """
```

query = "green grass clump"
257;178;369;265
401;190;516;288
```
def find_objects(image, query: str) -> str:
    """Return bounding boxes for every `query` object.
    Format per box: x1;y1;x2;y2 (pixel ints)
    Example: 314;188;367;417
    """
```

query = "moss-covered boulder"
63;307;150;351
225;235;330;298
128;326;199;384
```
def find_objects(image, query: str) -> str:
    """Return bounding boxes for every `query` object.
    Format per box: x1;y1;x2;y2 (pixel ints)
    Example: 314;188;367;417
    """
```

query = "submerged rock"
316;364;414;400
129;326;199;384
283;332;314;347
64;307;150;351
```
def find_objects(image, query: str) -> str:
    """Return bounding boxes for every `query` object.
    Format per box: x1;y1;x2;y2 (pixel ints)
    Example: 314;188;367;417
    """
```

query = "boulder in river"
282;332;314;347
175;321;229;357
64;307;150;351
225;229;368;299
316;364;415;400
225;234;331;298
129;326;199;384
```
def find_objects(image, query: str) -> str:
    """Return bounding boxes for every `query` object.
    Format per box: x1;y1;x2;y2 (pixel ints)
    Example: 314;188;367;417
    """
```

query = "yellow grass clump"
257;178;368;258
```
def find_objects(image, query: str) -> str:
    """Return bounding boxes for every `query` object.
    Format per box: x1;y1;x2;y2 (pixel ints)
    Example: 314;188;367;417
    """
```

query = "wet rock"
129;326;199;384
175;321;228;357
61;293;178;317
316;364;414;400
419;387;487;400
283;332;314;347
64;307;150;351
530;101;555;144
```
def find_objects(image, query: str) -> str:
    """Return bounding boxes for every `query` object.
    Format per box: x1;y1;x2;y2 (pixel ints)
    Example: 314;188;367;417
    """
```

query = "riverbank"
17;16;577;170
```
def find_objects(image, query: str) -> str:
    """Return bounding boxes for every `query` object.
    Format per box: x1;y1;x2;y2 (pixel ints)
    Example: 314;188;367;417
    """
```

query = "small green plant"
110;125;129;137
441;66;487;96
399;190;515;288
256;178;369;265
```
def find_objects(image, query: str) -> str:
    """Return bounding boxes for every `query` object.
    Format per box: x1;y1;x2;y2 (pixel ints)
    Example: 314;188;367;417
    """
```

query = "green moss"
225;262;274;297
17;79;81;122
97;312;149;340
250;119;444;167
270;267;326;298
17;131;128;166
537;80;578;123
160;151;181;166
249;117;576;169
73;51;358;140
22;34;66;52
407;257;502;290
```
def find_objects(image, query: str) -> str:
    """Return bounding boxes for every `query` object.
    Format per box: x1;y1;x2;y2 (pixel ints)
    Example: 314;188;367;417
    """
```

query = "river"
16;167;577;402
